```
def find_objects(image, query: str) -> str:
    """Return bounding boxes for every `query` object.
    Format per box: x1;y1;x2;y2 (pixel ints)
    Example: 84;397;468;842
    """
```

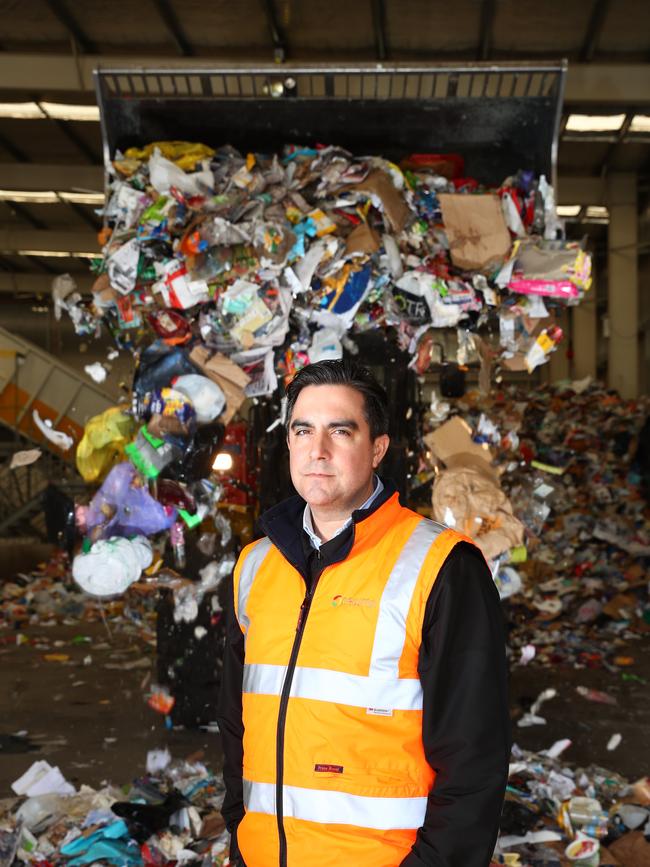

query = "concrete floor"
1;620;649;795
509;638;650;781
0;622;219;794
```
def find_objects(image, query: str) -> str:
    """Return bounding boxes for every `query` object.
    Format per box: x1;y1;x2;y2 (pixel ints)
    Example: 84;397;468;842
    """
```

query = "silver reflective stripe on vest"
369;518;446;678
243;662;422;711
243;779;427;831
237;537;273;632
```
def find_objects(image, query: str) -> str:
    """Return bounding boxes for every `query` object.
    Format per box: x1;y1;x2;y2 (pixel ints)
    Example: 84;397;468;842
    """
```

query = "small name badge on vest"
314;763;344;774
366;707;393;716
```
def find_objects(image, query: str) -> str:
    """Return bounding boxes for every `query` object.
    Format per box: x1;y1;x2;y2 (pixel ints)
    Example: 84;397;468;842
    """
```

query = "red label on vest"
314;763;344;774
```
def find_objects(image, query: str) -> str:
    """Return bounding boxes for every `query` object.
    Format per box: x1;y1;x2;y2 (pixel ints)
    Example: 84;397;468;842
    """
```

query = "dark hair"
285;359;389;440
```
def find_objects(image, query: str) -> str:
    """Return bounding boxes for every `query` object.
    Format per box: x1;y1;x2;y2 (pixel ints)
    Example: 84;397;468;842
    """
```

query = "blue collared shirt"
302;474;384;550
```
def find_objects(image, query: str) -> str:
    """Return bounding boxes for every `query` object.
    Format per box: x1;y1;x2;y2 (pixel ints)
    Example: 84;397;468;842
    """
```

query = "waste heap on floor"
2;746;648;867
0;751;231;867
492;740;650;865
422;379;650;670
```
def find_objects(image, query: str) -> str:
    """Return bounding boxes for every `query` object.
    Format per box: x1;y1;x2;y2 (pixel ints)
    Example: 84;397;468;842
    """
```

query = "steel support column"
606;173;639;398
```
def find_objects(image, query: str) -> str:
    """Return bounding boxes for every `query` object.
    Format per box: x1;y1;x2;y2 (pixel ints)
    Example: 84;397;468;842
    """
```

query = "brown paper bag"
431;464;524;560
190;345;251;425
439;194;511;271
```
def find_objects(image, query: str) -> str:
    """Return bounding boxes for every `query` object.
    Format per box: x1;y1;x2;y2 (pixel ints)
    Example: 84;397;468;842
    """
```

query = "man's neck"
310;479;375;543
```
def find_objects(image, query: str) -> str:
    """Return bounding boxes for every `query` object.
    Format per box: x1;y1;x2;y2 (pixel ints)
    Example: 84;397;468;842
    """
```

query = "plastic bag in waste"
133;343;198;399
72;535;152;597
76;407;137;483
173;374;226;424
86;462;175;539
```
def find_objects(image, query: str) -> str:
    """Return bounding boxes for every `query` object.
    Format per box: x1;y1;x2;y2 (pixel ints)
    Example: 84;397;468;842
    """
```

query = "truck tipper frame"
92;62;568;504
94;62;566;191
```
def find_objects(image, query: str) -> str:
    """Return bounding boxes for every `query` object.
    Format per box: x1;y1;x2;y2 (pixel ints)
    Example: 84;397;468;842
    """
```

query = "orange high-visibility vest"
233;492;472;867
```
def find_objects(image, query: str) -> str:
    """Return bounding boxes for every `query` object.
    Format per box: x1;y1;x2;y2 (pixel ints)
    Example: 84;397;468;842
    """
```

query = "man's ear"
372;434;390;468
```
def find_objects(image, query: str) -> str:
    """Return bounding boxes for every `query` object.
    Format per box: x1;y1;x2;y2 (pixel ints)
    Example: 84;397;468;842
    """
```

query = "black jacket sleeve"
216;575;246;846
400;543;511;867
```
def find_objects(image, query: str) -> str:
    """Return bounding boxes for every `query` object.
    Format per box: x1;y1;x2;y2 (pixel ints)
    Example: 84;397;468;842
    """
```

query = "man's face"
287;384;389;515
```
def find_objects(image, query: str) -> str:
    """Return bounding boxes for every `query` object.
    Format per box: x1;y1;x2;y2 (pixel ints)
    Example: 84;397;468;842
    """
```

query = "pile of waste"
58;139;591;391
492;741;650;865
422;378;650;673
1;747;648;867
48;139;592;601
0;552;153;639
0;752;231;867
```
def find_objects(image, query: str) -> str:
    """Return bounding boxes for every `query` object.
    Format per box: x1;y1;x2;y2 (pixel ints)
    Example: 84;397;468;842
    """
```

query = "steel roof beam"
0;272;93;294
26;255;58;274
580;0;611;63
598;112;635;175
4;201;46;230
371;0;388;62
43;0;97;55
0;131;30;163
35;102;99;164
477;0;496;61
151;0;194;57
57;196;101;231
0;228;98;255
0;164;103;190
260;0;288;63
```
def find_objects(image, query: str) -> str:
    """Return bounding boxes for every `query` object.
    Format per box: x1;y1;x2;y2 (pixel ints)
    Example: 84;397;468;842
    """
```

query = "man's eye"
333;429;350;436
294;429;309;436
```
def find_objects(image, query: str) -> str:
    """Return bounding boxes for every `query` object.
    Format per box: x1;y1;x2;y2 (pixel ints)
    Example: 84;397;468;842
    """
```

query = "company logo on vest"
331;594;376;608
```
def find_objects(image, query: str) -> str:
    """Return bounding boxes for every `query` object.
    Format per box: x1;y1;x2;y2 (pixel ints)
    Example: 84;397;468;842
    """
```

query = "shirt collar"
303;474;384;550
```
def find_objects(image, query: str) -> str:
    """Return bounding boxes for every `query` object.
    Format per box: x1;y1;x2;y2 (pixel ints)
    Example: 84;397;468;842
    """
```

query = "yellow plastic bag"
76;407;136;483
118;141;215;172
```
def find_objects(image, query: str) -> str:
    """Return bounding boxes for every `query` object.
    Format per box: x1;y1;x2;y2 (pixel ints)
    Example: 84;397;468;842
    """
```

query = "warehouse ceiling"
0;0;649;298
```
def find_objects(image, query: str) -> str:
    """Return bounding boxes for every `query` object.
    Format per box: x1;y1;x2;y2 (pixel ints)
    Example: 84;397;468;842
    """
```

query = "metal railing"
96;63;565;103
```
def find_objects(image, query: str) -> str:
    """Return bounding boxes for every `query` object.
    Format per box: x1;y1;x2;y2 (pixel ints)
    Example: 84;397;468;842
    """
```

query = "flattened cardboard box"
439;193;511;272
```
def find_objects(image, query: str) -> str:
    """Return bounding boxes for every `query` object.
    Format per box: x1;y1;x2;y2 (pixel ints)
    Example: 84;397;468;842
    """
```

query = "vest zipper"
276;555;323;867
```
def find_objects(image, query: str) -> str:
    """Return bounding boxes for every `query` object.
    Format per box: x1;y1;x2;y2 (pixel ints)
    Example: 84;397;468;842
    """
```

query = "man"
217;359;510;867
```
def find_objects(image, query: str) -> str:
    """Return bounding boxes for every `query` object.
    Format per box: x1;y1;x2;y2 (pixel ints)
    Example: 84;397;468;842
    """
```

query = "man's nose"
309;429;330;460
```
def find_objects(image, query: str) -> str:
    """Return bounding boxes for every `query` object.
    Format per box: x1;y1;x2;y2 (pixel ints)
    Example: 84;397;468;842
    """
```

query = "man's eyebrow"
289;418;360;430
327;419;359;430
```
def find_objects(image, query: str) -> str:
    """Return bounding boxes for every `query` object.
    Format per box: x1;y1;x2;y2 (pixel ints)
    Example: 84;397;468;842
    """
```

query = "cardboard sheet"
345;222;381;255
351;170;410;233
424;416;497;480
439;193;512;271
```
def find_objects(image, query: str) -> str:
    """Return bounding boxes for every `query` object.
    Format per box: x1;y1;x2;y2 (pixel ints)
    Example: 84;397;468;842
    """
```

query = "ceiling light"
565;114;626;133
10;249;99;259
0;190;104;205
556;205;581;218
630;115;650;133
59;192;104;204
40;102;100;122
0;101;99;121
0;190;59;203
0;102;43;119
584;206;609;222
